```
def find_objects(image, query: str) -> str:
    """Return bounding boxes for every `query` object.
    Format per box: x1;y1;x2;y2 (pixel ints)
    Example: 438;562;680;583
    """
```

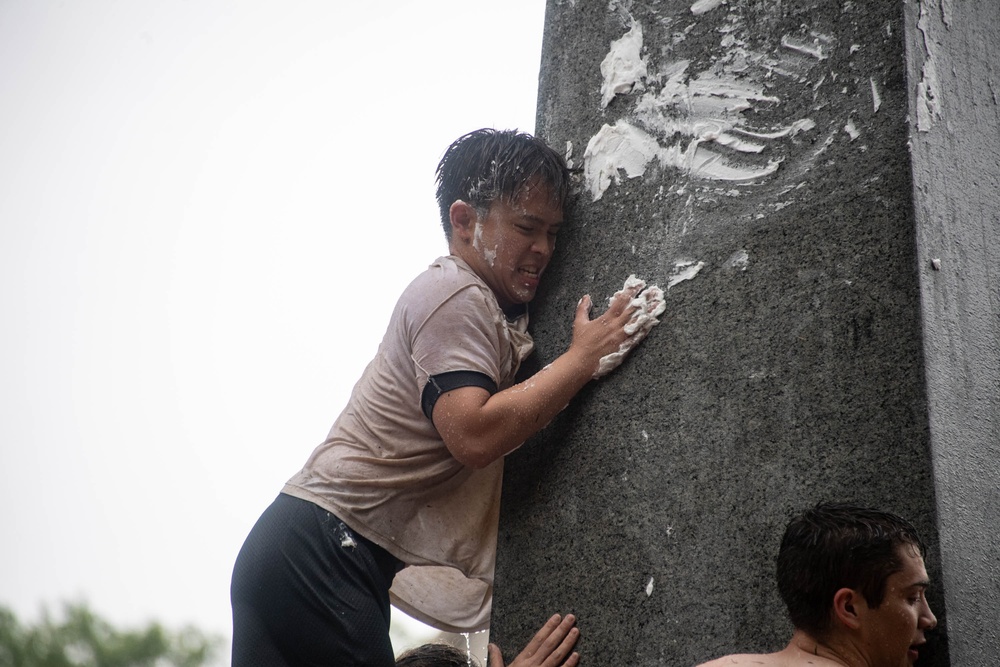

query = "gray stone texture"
905;0;1000;663
492;1;998;665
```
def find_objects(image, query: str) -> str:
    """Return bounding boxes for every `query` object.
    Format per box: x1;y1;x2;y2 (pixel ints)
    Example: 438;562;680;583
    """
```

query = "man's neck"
784;629;863;666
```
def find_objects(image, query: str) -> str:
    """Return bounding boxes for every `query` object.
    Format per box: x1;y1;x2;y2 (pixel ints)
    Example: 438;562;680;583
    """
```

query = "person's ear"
449;200;478;243
832;587;864;630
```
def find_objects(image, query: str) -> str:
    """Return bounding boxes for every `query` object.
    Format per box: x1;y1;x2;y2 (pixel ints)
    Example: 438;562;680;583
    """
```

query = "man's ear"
832;588;864;630
449;200;478;244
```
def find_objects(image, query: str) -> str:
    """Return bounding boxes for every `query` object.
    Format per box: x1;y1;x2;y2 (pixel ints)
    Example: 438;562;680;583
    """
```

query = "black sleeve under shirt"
421;371;497;420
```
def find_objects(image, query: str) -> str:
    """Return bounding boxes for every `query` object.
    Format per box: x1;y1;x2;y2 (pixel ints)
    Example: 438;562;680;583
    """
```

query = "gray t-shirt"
283;255;533;632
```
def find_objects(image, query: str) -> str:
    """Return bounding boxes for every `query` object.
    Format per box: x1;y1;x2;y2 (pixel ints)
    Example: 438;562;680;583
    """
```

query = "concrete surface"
492;1;998;664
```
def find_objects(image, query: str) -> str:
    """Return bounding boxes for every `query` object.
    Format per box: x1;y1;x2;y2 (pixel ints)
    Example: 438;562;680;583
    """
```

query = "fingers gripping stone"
593;274;666;379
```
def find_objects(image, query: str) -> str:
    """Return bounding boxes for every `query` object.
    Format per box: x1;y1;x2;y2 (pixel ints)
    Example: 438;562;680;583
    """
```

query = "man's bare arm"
433;288;643;469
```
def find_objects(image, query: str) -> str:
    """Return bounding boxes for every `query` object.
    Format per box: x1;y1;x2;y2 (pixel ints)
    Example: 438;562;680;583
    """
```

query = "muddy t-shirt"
283;255;533;632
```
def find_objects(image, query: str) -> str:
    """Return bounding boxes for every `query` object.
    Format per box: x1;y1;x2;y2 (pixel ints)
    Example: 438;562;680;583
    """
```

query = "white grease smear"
780;34;830;60
735;119;816;140
684;144;781;182
584;121;663;200
646;577;655;596
667;260;705;288
593;274;666;379
870;77;882;113
585;48;814;199
473;221;498;266
636;64;780;123
600;19;648;108
766;32;835;82
712;132;765;154
584;121;781;200
690;0;724;15
473;220;483;251
915;3;940;132
726;249;749;271
916;57;939;131
812;131;837;159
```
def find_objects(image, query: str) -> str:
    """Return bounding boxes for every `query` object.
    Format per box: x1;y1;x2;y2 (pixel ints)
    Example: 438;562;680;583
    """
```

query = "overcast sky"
0;0;546;659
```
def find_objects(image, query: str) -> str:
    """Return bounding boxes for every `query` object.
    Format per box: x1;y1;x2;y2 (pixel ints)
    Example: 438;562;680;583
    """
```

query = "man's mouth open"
519;267;541;285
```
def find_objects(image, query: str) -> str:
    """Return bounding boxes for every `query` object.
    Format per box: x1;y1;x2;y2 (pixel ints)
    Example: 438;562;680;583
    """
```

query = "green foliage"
0;602;222;667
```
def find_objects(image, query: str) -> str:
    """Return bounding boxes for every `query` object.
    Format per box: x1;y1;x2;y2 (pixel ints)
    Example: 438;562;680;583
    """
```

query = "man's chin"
511;287;538;304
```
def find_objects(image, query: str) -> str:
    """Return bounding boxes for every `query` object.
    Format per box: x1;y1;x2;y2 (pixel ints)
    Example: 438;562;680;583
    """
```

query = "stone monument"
492;1;998;665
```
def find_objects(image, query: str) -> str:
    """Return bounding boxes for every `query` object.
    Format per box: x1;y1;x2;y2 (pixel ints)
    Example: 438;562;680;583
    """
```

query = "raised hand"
487;614;581;667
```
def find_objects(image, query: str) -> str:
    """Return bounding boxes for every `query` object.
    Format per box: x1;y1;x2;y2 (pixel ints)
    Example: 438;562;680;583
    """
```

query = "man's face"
465;182;563;310
858;544;937;666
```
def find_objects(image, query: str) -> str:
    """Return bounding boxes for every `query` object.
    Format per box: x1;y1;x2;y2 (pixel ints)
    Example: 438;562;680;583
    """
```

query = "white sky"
0;0;545;659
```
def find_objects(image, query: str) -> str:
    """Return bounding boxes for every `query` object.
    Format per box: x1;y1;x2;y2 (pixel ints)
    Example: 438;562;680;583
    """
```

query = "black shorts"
231;493;402;667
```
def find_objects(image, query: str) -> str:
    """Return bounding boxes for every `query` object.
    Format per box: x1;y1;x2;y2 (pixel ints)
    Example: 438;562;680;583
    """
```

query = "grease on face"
472;220;499;267
484;245;498;266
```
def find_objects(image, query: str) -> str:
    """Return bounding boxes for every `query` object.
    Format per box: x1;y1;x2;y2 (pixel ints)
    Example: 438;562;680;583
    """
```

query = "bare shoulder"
695;645;841;667
696;654;775;667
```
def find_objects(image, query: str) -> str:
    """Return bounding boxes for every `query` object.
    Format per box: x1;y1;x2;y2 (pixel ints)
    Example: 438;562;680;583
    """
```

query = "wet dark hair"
395;642;479;667
776;502;926;638
435;128;570;240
